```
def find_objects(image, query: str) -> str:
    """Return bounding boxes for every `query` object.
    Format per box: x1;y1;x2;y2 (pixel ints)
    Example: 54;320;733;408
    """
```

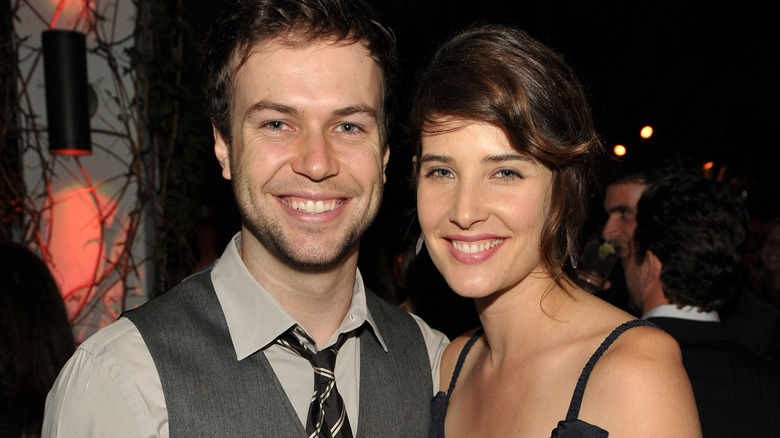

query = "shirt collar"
210;232;388;360
642;304;720;322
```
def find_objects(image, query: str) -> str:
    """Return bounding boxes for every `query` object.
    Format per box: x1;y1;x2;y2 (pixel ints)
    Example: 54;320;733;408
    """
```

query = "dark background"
190;0;780;225
185;1;779;331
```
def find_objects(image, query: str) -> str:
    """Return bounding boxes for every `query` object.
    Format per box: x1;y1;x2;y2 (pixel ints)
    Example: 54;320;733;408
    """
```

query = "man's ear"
644;250;663;288
213;124;231;180
381;144;390;184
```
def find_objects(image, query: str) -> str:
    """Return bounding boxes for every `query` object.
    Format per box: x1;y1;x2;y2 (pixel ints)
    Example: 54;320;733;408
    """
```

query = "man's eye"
264;121;289;130
336;123;361;134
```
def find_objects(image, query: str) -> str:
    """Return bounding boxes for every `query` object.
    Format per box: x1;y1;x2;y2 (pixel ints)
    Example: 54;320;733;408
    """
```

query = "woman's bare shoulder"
438;327;483;392
580;323;702;437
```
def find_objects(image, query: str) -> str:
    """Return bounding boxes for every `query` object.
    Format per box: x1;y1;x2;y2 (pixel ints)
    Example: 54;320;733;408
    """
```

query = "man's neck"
238;231;359;347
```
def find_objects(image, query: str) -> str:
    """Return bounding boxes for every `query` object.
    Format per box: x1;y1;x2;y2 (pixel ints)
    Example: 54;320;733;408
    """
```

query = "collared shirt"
43;233;449;438
642;304;721;322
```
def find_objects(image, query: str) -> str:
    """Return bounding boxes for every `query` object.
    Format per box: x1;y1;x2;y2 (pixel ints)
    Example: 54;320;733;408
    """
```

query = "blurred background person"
597;151;700;312
599;153;780;360
745;217;780;308
626;176;780;437
0;241;75;438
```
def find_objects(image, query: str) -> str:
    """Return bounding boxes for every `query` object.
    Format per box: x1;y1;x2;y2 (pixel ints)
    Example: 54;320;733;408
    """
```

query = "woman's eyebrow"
418;154;452;164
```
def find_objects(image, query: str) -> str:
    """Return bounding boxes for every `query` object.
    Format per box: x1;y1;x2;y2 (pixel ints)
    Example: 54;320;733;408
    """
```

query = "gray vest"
125;267;432;437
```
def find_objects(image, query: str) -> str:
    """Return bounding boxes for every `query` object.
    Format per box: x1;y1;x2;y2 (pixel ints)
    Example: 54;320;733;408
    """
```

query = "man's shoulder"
78;316;146;358
44;316;164;437
127;267;216;320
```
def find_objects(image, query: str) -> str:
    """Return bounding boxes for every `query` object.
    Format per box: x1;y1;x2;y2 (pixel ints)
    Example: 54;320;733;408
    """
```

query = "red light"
50;148;92;156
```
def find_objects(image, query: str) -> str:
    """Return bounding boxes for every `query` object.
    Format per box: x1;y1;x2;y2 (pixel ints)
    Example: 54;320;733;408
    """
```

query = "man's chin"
280;249;356;273
268;236;361;273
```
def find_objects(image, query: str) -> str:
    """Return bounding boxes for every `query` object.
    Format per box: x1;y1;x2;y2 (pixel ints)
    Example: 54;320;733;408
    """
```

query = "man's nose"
602;216;620;241
290;131;339;181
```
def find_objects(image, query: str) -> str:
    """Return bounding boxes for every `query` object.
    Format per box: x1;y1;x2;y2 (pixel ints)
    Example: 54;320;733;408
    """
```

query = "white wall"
15;0;150;342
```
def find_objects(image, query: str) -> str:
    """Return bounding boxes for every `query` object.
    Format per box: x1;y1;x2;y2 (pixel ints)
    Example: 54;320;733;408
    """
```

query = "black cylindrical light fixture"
42;29;92;155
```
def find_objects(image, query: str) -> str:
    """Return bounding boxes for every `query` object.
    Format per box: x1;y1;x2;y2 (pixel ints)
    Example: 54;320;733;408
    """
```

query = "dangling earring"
415;234;425;255
567;232;578;269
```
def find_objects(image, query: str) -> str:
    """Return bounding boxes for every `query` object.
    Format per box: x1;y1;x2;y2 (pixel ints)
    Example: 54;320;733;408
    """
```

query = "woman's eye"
496;169;521;179
425;168;453;179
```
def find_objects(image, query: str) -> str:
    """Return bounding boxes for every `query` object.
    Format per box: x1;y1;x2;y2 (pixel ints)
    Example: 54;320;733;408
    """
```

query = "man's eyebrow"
607;205;633;214
243;102;378;122
244;101;299;120
333;104;378;121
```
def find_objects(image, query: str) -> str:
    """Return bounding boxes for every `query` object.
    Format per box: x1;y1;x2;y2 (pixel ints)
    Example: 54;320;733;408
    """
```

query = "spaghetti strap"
564;320;658;421
446;328;484;396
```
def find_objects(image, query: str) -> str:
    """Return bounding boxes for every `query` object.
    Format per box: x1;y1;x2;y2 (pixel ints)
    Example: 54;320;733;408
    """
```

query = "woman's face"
760;223;780;274
416;121;553;299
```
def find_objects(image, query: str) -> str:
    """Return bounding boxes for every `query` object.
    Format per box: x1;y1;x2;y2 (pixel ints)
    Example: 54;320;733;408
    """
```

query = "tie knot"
276;326;351;373
310;345;339;373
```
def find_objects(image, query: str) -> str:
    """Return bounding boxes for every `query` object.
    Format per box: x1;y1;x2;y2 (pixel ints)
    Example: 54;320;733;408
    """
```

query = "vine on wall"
2;0;208;341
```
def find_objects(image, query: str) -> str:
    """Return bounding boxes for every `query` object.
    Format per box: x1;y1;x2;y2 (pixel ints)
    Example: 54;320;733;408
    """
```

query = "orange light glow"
703;161;714;170
50;148;92;156
613;144;627;156
640;126;654;139
44;182;121;326
47;0;93;29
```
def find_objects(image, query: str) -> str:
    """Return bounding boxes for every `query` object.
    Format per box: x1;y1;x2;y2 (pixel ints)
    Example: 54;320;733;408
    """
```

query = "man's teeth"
289;199;337;214
452;239;503;254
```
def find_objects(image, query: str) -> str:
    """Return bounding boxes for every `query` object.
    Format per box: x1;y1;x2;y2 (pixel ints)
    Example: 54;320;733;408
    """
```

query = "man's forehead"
606;182;647;203
230;37;382;105
235;35;373;72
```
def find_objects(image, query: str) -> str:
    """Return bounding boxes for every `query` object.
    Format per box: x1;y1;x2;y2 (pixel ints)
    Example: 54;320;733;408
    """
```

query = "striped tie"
277;326;353;438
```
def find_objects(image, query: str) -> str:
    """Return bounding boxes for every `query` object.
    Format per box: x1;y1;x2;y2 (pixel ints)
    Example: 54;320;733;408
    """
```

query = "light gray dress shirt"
43;233;449;437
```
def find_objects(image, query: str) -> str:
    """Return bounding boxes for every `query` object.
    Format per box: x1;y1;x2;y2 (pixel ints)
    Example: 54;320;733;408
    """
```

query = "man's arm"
409;313;450;393
43;318;166;438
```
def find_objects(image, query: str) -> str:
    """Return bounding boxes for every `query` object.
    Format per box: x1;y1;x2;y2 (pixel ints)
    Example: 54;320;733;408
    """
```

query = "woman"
0;241;75;437
410;25;701;437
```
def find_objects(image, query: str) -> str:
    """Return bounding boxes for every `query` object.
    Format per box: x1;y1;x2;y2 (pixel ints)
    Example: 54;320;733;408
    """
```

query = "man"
600;152;780;358
43;1;448;436
602;152;700;261
625;176;780;437
596;152;700;312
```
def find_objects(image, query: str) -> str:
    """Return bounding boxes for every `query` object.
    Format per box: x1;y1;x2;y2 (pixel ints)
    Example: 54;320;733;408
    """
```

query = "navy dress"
429;320;657;437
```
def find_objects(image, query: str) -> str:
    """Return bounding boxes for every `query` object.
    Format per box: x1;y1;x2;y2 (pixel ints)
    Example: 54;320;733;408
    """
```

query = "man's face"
214;40;389;271
622;240;647;312
761;223;780;274
602;181;647;260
